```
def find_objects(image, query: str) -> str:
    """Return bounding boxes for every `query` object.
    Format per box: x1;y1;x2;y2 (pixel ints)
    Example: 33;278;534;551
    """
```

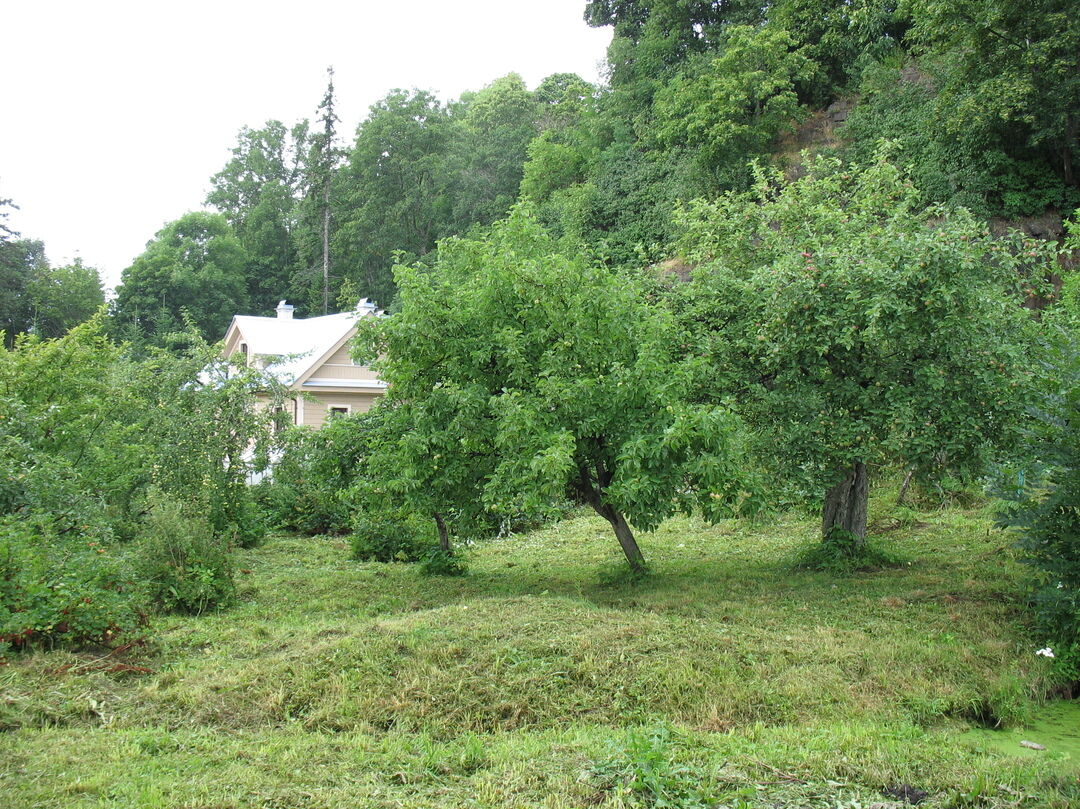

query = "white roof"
226;310;361;386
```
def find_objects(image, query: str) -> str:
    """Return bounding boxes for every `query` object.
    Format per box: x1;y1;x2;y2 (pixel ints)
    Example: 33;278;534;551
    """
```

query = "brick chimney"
276;300;295;320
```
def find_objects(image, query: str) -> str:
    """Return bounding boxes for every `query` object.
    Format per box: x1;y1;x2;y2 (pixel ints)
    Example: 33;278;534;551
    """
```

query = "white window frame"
327;404;351;419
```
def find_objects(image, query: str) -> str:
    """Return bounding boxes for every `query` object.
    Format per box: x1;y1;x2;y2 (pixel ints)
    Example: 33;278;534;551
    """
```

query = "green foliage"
334;88;453;306
335;77;546;306
587;0;767;110
25;257;104;340
0;317;138;536
574;144;693;270
793;529;901;573
519;74;601;210
0;239;40;348
418;548;468;578
998;322;1080;683
359;205;759;570
207;120;309;314
0;516;140;652
590;726;711;809
135;0;1079;326
258;412;380;536
906;0;1080;192
112;212;250;343
0;316;278;646
0;236;104;348
133;492;235;616
652;25;812;190
844;53;1079;218
350;508;431;564
675;155;1049;533
444;74;541;230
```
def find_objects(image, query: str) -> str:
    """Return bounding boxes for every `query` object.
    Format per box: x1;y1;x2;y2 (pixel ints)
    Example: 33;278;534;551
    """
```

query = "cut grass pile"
2;499;1078;808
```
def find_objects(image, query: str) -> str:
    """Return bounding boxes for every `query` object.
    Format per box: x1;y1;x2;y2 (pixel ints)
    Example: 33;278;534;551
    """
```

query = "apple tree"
675;155;1052;548
357;205;758;571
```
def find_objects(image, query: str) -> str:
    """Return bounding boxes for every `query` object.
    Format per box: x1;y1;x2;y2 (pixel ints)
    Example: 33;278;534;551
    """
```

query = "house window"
240;343;249;363
327;405;350;419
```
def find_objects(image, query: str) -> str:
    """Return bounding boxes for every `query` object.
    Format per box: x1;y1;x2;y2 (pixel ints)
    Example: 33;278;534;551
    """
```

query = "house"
221;299;386;428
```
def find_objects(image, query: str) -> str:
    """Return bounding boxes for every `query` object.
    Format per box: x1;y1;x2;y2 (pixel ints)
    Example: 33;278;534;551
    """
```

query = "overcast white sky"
0;1;611;292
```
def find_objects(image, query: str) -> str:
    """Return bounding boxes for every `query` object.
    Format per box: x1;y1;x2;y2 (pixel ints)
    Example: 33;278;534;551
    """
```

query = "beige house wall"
324;344;353;364
229;318;384;430
254;391;382;429
301;391;382;428
308;345;380;382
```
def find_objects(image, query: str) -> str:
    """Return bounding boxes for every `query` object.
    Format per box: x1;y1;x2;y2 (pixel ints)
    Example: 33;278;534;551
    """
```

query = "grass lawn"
2;497;1078;808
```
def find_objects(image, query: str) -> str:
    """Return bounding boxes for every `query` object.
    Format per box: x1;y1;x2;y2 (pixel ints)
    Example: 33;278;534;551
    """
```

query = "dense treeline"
2;2;1075;349
104;0;1078;345
112;72;562;343
0;198;104;349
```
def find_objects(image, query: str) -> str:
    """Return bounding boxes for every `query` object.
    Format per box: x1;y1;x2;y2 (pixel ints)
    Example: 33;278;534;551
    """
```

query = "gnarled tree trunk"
821;461;869;547
433;512;451;554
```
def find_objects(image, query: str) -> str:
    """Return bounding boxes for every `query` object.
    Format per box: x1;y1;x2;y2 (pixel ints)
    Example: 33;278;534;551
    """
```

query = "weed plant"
132;492;235;615
0;515;139;651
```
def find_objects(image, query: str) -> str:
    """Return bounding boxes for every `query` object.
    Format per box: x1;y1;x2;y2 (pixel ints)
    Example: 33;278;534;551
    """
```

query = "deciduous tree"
334;88;453;307
675;155;1049;547
207;119;308;313
359;206;757;571
112;212;249;342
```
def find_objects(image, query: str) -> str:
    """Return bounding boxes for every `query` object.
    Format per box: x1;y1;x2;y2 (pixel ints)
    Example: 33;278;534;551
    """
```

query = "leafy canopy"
112;212;249;343
675;155;1047;518
359;205;757;569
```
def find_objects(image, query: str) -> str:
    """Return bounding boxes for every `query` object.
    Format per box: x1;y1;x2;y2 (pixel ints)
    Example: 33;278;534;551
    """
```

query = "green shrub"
999;323;1080;685
350;509;431;563
220;497;267;549
255;477;349;536
419;547;468;577
133;494;235;615
259;413;383;536
0;516;142;651
794;529;902;574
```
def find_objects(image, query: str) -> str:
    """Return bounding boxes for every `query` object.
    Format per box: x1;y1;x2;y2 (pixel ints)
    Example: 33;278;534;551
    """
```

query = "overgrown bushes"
349;508;431;563
1000;322;1080;685
255;412;375;536
0;517;141;652
133;493;235;615
0;318;279;649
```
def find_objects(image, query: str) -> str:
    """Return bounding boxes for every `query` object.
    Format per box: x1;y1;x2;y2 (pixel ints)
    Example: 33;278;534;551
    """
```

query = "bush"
350;509;432;563
999;323;1080;685
0;516;142;651
133;493;235;615
220;496;267;549
259;413;382;536
419;548;468;577
255;476;349;536
793;529;901;574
